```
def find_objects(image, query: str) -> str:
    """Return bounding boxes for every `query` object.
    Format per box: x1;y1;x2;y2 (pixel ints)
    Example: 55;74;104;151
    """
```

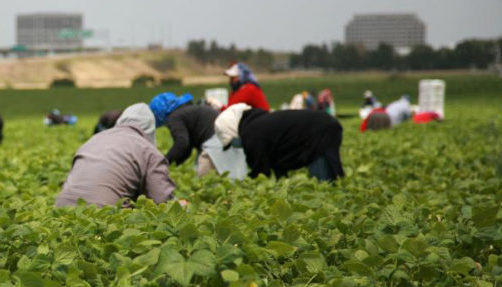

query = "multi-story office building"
345;14;426;53
17;13;83;50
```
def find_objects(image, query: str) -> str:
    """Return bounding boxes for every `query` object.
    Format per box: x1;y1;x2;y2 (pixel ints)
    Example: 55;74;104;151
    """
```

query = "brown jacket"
56;124;175;207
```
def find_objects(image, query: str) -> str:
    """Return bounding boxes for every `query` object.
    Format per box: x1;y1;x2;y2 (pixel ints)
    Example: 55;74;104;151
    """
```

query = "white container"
418;79;446;119
205;88;229;106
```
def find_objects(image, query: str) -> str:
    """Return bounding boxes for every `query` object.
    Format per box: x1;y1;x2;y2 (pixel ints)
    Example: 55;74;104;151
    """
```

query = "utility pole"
496;41;502;78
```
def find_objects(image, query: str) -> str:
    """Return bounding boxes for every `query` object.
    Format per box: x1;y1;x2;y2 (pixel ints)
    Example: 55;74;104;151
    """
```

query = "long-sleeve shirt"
221;83;270;111
238;109;344;179
55;124;175;208
165;105;218;165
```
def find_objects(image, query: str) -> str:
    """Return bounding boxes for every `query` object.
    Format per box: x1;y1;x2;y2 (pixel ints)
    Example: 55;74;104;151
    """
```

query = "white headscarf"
116;103;156;145
214;103;252;147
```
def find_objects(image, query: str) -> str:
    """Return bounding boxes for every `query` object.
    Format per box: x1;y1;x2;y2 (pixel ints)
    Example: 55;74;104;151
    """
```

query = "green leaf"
216;243;242;264
132;248;160;267
153;246;193;286
402;234;429;258
449;257;477;275
270;199;293;222
266;241;297;258
376;234;399;252
344;260;374;276
189;249;215;276
221;270;239;282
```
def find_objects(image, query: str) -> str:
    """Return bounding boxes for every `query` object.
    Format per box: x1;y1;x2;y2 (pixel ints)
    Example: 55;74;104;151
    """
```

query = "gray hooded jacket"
55;103;175;208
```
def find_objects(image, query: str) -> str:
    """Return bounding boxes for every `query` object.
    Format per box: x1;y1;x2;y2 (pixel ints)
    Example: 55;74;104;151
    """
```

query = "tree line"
187;38;502;71
187;40;274;70
290;38;502;71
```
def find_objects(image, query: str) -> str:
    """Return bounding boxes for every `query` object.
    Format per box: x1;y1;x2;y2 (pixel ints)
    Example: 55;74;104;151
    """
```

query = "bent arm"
144;154;176;204
166;118;192;165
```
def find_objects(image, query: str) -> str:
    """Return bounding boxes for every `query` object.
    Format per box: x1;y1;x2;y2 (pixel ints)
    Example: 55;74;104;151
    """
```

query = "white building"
345;14;426;54
17;13;83;50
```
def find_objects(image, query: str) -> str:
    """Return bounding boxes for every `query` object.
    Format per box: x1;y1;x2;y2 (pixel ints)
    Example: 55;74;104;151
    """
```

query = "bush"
132;75;157;87
50;78;76;88
160;77;182;86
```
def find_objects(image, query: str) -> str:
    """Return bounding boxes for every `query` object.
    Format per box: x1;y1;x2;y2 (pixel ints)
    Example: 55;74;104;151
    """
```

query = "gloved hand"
230;138;242;148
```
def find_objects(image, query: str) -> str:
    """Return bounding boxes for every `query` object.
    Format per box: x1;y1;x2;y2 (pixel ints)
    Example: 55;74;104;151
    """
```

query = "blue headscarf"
237;63;259;86
149;92;193;127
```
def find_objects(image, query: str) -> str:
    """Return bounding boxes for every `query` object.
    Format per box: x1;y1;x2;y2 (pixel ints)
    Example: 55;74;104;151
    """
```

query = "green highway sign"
59;29;94;39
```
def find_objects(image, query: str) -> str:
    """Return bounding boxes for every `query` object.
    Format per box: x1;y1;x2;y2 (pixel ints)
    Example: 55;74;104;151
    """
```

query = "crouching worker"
150;92;247;179
93;109;123;134
214;104;345;181
55;103;176;208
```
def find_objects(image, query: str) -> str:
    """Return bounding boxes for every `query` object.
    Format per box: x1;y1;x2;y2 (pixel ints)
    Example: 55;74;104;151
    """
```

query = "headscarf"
237;63;258;86
229;63;259;92
214;103;252;147
116;103;156;145
149;92;193;127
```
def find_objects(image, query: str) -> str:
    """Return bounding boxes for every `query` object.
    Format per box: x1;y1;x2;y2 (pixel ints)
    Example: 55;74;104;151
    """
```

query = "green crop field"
0;73;501;286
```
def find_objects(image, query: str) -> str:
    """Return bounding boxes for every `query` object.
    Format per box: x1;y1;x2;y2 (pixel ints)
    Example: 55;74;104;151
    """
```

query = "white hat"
224;64;239;77
214;103;251;147
364;90;373;99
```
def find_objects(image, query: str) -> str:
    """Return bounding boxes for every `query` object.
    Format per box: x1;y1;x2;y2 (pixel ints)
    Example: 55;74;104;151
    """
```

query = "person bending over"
55;103;176;208
215;104;345;181
150;92;247;179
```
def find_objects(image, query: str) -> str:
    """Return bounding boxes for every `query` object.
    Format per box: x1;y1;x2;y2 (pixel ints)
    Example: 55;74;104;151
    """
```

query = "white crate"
205;88;229;106
418;79;446;119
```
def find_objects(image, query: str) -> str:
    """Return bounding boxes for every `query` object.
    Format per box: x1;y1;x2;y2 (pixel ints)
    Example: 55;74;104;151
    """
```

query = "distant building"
345;14;426;54
17;13;83;51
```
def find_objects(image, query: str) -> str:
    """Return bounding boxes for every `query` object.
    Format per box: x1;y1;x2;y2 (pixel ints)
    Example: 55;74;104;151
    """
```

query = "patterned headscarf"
149;92;193;127
237;63;259;86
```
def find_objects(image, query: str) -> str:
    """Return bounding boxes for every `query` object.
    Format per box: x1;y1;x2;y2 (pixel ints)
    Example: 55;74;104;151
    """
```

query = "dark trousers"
308;149;344;182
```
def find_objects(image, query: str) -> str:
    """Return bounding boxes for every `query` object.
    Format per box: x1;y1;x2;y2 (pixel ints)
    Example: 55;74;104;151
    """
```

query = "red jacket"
222;83;270;111
360;108;387;132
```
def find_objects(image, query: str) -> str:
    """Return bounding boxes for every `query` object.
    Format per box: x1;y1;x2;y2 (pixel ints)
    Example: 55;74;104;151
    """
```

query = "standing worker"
55;103;176;208
214;104;345;181
207;62;270;111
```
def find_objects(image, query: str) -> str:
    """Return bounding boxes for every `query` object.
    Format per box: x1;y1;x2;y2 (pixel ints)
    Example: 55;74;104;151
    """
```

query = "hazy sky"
1;0;501;51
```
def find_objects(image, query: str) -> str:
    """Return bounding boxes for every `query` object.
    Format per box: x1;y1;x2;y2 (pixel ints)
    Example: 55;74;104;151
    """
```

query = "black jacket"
239;109;344;179
166;104;218;165
94;110;123;134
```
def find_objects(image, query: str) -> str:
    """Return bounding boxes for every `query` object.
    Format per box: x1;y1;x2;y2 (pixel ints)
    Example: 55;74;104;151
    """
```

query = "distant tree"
255;48;274;70
366;43;395;70
406;45;436;70
187;40;207;63
435;48;458;69
331;43;362;70
455;40;495;69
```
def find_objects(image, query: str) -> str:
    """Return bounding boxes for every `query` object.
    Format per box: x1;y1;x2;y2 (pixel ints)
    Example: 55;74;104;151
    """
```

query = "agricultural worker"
150;92;247;179
214;104;345;181
207;62;270;111
93;109;123;134
43;109;77;126
360;95;412;132
317;89;336;116
55;103;176;208
0;114;3;143
385;95;412;126
359;90;382;119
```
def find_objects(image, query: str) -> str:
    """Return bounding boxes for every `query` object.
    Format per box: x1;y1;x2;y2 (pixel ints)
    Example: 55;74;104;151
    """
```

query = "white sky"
1;0;501;51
